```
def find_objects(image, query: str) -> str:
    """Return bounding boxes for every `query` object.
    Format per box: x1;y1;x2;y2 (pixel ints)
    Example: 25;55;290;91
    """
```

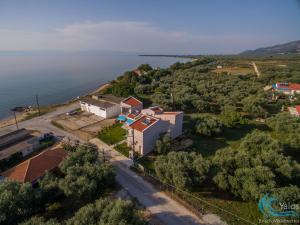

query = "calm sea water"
0;54;188;119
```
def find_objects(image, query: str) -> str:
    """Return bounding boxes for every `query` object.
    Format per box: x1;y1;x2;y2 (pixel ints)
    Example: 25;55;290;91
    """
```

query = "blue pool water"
117;115;126;121
126;118;135;125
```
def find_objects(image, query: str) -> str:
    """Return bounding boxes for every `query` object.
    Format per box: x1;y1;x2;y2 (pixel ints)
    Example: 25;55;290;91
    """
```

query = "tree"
195;115;223;136
67;198;145;225
0;181;42;225
272;185;300;204
20;216;60;225
227;166;275;201
212;131;300;200
155;133;172;154
59;145;115;199
267;112;300;149
39;171;60;199
137;64;152;72
242;93;268;118
155;152;210;189
220;105;247;128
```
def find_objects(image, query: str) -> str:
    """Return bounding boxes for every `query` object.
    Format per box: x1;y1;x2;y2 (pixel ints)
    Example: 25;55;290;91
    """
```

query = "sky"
0;0;299;54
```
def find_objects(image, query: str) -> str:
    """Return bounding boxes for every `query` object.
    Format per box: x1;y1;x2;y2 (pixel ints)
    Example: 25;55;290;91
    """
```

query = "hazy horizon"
1;0;300;54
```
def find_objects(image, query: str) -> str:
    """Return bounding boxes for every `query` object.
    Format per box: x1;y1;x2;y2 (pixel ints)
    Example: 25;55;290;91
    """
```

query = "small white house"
80;97;121;118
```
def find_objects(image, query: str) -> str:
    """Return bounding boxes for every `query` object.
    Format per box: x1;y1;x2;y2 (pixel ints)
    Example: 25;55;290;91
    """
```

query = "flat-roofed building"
80;94;124;118
0;129;41;161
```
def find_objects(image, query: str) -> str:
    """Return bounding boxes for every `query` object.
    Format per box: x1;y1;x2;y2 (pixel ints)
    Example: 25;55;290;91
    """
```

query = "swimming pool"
126;118;135;125
117;115;126;121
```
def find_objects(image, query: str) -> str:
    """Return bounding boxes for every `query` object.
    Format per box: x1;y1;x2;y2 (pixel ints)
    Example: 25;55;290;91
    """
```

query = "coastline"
0;82;111;129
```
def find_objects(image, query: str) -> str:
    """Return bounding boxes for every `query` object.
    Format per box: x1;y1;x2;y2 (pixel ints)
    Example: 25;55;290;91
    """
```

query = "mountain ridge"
240;40;300;55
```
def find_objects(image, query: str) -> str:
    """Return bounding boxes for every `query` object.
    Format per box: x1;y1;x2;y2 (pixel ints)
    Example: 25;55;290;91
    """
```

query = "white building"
80;95;124;118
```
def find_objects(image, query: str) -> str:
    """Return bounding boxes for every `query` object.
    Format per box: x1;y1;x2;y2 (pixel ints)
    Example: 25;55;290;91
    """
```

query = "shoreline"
0;82;111;129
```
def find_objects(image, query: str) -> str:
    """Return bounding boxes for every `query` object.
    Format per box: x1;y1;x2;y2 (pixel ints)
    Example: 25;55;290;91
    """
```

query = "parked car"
39;132;55;142
66;110;78;116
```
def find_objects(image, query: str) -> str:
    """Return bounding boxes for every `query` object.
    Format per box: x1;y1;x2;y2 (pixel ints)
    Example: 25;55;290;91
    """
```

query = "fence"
131;162;258;225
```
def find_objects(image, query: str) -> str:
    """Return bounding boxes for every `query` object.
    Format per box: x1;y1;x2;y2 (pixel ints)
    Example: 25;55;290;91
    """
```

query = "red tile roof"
296;105;300;114
276;83;300;91
150;106;163;114
129;115;159;132
2;148;67;183
289;83;300;91
122;97;142;107
127;113;139;119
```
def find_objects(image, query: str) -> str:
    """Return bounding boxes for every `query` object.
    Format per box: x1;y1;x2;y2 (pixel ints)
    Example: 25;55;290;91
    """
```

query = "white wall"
106;104;121;118
80;101;120;118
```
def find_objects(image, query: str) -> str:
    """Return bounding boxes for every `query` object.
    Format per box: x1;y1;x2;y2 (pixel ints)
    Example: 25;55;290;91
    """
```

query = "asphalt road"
91;138;225;225
0;103;225;225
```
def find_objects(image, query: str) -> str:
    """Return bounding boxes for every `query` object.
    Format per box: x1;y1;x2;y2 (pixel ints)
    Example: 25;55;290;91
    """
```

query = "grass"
184;113;270;157
213;66;254;75
98;123;126;145
177;189;262;225
135;158;263;225
114;143;130;157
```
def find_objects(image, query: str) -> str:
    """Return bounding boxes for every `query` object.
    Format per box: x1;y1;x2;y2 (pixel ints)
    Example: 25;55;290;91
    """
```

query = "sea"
0;52;188;119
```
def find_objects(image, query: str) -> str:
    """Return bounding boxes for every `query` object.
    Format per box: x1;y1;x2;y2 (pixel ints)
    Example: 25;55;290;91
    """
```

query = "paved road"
91;139;226;225
0;104;225;225
1;102;79;137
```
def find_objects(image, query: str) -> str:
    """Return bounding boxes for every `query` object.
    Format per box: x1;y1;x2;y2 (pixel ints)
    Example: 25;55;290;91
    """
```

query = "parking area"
52;111;116;139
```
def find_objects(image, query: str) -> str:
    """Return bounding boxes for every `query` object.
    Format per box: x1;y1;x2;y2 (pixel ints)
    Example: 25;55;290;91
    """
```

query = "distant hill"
240;40;300;55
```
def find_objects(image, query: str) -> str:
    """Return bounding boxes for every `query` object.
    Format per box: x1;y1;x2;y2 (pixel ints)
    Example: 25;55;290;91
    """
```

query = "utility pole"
102;148;105;162
35;94;41;116
13;111;19;129
171;92;175;110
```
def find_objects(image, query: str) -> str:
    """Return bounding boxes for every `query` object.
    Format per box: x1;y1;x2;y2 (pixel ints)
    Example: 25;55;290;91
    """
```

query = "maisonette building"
272;83;300;95
118;98;183;155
